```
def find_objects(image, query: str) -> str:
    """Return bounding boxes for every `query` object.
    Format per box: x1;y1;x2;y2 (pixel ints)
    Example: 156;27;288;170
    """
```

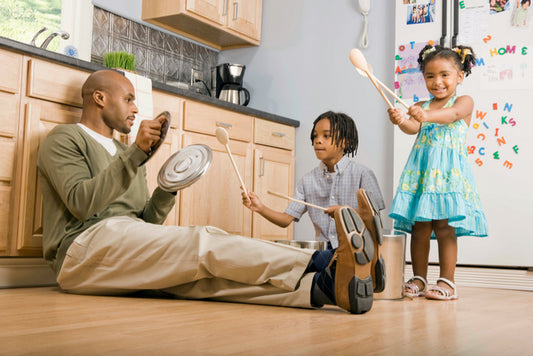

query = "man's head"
80;70;138;137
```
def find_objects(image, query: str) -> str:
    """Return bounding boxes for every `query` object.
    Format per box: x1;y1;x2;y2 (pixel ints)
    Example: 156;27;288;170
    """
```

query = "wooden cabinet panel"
0;91;20;137
186;0;226;25
252;145;294;241
26;59;90;108
16;101;81;255
0;139;15;182
184;100;253;142
180;132;252;236
0;186;11;253
152;90;183;130
227;0;262;41
0;48;22;94
254;118;295;151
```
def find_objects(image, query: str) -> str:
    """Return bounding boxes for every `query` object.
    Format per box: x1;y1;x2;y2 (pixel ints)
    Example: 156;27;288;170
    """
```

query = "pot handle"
240;87;250;106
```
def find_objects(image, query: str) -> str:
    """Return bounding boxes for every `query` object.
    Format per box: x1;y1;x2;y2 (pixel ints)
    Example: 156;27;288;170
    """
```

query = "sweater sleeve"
141;187;176;224
38;127;149;221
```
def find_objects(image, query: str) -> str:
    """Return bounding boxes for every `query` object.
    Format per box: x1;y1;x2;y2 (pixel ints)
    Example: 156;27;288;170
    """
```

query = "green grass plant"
104;51;137;72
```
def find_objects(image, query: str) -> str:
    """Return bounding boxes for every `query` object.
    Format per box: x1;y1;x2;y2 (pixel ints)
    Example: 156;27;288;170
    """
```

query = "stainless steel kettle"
219;83;250;106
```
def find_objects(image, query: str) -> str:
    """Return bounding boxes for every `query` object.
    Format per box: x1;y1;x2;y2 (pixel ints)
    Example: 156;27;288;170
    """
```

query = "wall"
219;0;396;240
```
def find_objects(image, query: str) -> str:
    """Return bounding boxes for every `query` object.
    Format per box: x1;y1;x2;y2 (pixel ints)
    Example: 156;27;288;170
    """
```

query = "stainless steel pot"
274;240;328;251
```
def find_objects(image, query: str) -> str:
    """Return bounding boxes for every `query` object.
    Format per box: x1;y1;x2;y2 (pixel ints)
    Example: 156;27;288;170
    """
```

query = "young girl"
388;45;488;300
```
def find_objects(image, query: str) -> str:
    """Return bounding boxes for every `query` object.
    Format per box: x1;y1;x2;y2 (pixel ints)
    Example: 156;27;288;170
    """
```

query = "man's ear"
93;90;106;108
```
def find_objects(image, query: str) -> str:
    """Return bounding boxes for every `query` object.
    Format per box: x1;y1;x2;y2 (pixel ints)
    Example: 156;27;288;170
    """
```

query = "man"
37;70;381;314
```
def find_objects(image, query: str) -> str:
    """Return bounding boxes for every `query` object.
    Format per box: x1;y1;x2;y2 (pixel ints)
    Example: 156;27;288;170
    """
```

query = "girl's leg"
430;219;457;294
408;221;433;292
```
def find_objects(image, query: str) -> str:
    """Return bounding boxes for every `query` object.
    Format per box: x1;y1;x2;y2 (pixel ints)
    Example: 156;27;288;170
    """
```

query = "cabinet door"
180;132;252;236
227;0;262;40
0;50;22;255
186;0;226;25
252;145;294;241
16;101;81;255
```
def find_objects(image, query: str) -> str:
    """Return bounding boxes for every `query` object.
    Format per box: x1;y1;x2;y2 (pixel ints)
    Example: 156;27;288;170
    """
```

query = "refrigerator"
393;0;532;268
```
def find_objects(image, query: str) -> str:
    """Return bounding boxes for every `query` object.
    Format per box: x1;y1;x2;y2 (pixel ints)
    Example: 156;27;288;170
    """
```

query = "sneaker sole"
357;189;386;293
334;206;374;314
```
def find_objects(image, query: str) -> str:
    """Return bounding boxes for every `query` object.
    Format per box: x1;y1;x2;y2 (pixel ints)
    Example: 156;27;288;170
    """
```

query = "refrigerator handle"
451;0;459;47
440;0;448;46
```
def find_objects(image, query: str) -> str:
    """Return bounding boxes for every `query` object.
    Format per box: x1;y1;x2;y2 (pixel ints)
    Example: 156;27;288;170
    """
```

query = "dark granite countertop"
0;36;299;127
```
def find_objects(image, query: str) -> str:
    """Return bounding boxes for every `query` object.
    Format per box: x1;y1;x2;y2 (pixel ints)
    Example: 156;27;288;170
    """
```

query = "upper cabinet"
142;0;262;50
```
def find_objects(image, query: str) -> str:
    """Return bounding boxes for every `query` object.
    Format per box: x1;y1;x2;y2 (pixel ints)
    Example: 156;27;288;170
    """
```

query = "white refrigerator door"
393;0;533;267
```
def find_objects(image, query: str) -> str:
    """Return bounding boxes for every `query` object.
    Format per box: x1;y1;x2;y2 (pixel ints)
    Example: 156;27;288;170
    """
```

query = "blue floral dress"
389;96;488;237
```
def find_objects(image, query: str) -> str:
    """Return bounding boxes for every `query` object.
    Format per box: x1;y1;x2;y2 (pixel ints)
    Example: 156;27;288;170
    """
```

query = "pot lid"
157;144;213;192
141;111;171;166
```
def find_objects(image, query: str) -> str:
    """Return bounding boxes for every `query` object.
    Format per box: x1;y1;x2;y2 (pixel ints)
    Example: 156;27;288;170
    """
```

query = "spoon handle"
267;190;327;211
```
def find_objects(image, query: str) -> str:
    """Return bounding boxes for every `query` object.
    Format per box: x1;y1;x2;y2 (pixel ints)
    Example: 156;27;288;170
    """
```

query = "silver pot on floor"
274;240;327;251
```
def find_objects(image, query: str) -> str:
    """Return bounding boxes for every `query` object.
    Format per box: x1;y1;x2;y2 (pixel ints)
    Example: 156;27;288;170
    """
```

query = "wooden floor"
1;286;532;355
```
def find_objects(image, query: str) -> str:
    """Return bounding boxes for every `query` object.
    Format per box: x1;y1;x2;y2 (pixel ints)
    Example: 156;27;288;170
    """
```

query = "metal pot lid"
141;111;171;166
157;144;213;192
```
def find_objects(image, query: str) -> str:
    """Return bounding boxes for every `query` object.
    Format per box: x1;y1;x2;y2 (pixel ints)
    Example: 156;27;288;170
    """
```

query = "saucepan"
274;240;328;251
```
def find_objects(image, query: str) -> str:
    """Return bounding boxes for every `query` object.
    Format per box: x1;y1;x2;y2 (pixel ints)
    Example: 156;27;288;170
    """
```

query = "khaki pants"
58;216;315;308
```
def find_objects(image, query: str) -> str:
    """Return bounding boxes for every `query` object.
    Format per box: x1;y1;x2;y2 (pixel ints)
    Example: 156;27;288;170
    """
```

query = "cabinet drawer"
254;118;295;150
26;58;90;107
0;49;22;94
183;100;253;142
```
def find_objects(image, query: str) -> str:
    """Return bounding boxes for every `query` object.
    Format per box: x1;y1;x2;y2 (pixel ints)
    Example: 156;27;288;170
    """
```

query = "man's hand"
134;116;166;153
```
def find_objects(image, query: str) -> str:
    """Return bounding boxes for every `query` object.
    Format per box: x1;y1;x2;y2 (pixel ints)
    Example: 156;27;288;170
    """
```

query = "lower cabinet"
252;144;294;241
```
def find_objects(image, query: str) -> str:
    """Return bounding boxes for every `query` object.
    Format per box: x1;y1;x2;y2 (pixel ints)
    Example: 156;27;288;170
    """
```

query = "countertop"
0;36;299;127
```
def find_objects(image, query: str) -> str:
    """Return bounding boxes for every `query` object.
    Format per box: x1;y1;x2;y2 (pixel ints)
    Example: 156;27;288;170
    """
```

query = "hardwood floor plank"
0;286;531;355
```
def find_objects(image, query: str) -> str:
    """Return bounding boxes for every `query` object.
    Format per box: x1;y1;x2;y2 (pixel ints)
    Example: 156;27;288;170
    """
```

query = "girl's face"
312;118;345;167
522;1;530;9
423;57;465;101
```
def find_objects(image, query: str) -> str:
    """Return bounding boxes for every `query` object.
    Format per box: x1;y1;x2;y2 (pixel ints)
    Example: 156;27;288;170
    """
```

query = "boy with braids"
243;111;387;292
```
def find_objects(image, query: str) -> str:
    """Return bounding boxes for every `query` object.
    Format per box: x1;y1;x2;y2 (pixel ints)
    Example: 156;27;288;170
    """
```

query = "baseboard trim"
1;258;532;291
0;258;57;288
405;264;533;292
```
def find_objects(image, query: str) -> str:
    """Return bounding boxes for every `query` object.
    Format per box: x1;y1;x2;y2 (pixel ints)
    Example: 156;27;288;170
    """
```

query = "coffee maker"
212;63;250;106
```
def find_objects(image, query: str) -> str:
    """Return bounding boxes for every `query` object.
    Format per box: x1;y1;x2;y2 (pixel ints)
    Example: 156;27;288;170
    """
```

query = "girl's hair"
521;0;530;5
310;111;358;157
417;44;476;77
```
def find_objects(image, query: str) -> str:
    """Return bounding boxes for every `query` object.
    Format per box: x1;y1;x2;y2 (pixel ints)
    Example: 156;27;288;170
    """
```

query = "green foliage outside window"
0;0;62;51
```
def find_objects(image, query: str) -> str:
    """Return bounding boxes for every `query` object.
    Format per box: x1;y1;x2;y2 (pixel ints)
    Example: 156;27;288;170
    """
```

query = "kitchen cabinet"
142;0;262;50
179;100;253;236
0;46;295;259
0;48;23;255
252;119;295;241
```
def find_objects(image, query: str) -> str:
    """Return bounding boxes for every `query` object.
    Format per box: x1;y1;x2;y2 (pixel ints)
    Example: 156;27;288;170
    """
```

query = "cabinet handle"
272;132;286;138
216;121;233;128
233;2;238;20
223;0;228;16
260;157;265;177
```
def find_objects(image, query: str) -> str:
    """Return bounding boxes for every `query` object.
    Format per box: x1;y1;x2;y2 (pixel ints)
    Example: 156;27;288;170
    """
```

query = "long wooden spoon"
349;48;394;110
215;127;250;201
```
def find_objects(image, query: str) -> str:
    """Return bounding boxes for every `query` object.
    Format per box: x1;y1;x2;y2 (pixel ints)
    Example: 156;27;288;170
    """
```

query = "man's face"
101;77;138;134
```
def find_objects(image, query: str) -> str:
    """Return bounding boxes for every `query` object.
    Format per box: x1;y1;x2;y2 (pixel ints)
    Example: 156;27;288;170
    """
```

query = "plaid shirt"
285;156;385;248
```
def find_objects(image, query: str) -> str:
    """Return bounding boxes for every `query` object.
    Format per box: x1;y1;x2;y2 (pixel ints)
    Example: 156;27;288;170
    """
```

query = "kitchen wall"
219;1;396;239
94;0;396;239
90;3;217;93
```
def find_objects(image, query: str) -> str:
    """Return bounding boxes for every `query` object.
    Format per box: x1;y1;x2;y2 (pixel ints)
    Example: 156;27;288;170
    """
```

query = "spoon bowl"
215;127;229;145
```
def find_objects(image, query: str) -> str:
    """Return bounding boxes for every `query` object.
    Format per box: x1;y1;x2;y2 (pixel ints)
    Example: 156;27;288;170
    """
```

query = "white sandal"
403;276;427;298
425;277;458;300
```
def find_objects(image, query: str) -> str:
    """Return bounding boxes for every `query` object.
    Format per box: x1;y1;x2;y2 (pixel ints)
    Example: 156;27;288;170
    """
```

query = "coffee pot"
212;63;250;106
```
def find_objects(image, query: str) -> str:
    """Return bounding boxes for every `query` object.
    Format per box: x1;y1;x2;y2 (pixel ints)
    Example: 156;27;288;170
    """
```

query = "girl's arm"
388;107;421;135
410;95;474;125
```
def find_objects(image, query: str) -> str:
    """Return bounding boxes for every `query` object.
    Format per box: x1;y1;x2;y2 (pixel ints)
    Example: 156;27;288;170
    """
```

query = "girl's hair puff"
310;111;359;157
417;44;476;77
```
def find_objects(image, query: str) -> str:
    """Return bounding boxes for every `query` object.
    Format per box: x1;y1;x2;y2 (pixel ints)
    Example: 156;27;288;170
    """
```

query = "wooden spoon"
354;64;410;110
349;48;394;110
215;127;250;201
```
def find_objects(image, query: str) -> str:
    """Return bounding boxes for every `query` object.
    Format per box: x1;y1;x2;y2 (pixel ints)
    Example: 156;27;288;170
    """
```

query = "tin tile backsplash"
91;7;217;93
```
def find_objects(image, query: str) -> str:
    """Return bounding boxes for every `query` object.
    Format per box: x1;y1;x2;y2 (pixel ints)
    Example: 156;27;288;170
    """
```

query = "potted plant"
103;51;137;72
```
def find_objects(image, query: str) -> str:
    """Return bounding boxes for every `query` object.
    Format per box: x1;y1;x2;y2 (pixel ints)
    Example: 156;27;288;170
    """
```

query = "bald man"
37;70;377;314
